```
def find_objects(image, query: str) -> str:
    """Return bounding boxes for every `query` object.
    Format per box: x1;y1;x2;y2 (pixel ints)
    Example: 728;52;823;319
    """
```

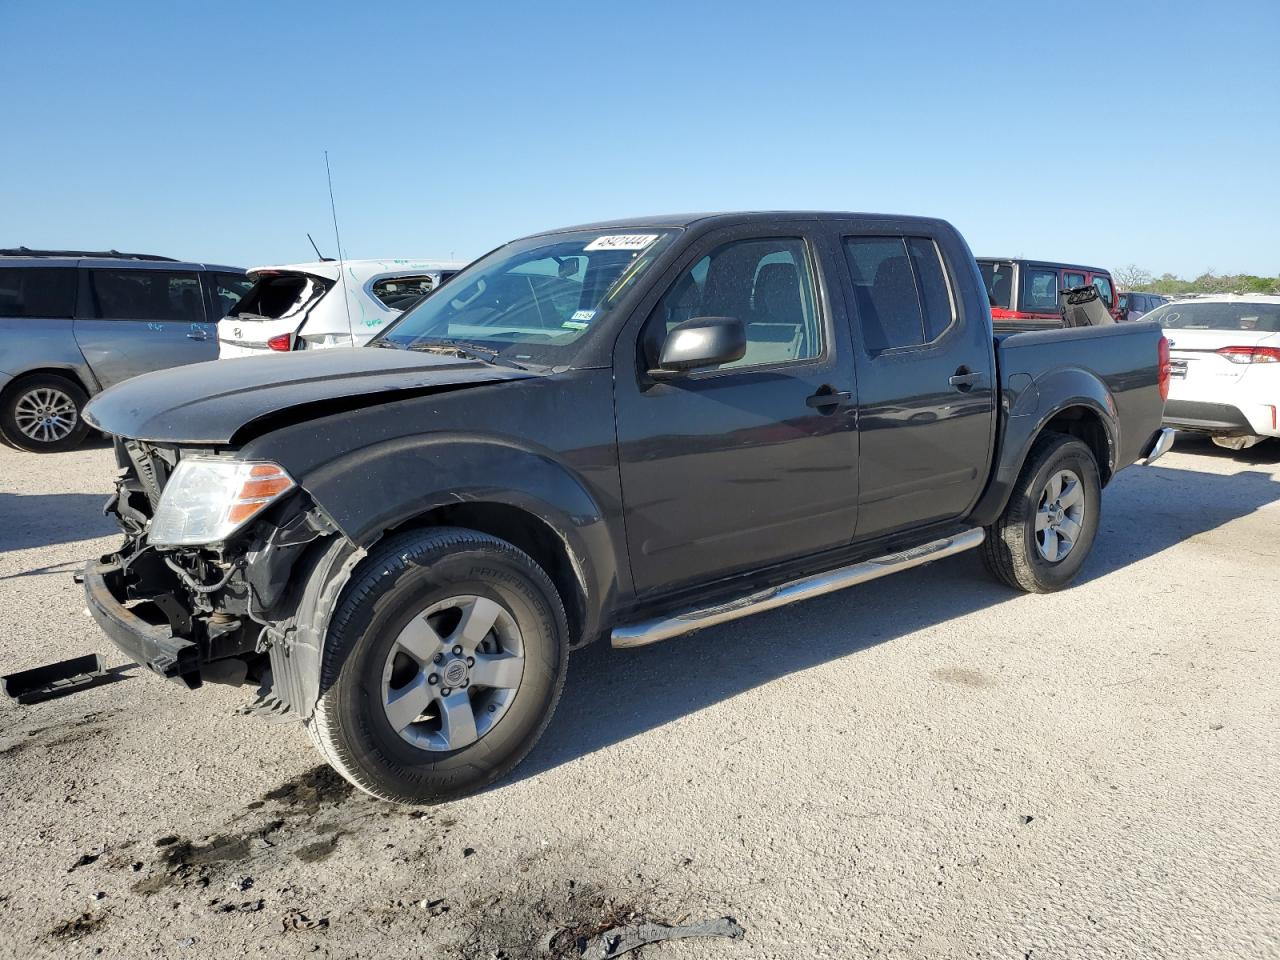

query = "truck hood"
83;347;542;445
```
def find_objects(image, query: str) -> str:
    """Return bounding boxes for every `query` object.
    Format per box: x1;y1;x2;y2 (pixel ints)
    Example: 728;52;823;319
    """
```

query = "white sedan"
1152;294;1280;450
218;258;466;357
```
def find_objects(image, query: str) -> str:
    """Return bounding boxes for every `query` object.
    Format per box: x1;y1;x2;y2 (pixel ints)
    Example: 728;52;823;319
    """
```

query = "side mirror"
651;316;746;378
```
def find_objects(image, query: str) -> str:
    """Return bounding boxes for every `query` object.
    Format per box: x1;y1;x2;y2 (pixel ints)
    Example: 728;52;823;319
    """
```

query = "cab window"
647;238;822;370
842;236;954;350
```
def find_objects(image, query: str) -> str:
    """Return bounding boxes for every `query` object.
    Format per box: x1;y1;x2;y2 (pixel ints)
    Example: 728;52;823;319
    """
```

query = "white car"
1152;294;1280;450
218;258;466;357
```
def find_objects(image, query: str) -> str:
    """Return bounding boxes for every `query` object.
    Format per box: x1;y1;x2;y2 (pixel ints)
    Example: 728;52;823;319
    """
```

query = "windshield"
377;229;678;364
1148;301;1280;333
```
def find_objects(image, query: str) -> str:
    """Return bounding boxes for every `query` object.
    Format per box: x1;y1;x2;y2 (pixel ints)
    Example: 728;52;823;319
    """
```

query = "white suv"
218;258;465;357
1153;295;1280;451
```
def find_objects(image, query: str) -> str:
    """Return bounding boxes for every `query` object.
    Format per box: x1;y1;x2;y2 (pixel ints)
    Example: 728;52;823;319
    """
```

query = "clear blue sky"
3;0;1277;278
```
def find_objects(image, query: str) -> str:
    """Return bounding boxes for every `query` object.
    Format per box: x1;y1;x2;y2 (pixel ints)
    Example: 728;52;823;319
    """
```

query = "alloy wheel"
1035;468;1085;563
13;387;78;443
380;595;525;752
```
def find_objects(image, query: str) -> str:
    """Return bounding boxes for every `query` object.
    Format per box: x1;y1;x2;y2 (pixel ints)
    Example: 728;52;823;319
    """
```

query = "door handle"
186;332;209;341
806;387;853;411
949;367;984;391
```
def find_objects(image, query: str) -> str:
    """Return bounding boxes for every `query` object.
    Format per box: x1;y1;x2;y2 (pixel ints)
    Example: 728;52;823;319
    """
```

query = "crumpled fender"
261;434;619;719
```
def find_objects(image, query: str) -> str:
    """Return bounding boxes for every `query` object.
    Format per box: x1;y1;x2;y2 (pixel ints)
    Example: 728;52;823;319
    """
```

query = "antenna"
306;232;333;262
324;150;356;347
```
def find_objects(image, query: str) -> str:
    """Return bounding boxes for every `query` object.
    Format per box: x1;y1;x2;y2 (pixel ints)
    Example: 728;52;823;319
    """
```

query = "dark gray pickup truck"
81;212;1174;804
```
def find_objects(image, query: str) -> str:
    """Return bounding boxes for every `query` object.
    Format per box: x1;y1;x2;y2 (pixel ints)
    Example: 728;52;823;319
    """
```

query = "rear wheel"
0;374;91;453
306;527;569;804
982;433;1101;593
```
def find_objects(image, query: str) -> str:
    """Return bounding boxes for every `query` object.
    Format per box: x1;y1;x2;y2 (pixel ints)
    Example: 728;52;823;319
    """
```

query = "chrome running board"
611;528;985;649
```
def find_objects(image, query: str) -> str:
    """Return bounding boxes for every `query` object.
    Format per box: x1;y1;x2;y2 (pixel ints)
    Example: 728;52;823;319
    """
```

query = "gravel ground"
1;435;1278;960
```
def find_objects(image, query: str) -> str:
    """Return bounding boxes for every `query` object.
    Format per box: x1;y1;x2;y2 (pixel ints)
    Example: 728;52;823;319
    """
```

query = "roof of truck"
534;211;951;237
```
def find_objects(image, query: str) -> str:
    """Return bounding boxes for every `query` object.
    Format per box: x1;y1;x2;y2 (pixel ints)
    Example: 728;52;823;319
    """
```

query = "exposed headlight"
149;458;295;547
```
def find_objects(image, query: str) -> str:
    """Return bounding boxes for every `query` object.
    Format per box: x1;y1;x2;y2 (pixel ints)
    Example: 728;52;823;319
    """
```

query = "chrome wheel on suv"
0;374;91;453
14;386;79;444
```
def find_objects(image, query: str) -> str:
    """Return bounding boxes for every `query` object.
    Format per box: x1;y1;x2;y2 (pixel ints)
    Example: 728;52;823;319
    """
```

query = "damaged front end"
85;439;339;693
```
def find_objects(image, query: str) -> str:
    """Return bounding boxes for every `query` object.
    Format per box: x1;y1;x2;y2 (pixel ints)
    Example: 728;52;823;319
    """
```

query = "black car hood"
83;348;542;444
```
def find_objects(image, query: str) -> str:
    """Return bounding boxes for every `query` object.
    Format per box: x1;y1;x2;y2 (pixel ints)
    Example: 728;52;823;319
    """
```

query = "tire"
0;374;91;453
981;432;1101;593
306;526;569;804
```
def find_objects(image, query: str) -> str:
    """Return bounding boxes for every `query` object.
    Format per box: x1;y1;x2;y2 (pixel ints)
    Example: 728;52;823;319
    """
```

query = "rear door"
1015;263;1061;319
613;222;860;595
1089;272;1119;321
832;222;997;540
75;266;216;387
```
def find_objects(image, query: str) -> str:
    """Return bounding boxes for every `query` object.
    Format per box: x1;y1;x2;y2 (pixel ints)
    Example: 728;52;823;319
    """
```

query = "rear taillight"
1216;345;1280;364
267;333;291;352
1158;336;1171;401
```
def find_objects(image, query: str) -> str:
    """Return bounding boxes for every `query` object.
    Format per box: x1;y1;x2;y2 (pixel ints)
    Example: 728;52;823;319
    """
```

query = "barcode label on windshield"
584;234;659;252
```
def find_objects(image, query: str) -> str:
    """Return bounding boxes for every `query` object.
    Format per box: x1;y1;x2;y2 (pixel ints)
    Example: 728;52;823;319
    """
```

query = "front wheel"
306;527;569;804
982;433;1102;593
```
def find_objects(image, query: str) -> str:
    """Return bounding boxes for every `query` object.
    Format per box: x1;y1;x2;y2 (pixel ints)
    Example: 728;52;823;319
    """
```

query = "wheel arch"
0;365;98;403
970;370;1119;527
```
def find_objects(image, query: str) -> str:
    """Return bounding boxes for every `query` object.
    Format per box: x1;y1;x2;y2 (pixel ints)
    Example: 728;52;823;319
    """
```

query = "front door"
832;226;997;540
75;267;217;388
613;227;860;596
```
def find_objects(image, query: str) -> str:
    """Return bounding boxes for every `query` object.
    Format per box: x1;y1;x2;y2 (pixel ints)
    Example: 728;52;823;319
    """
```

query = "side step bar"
611;528;985;649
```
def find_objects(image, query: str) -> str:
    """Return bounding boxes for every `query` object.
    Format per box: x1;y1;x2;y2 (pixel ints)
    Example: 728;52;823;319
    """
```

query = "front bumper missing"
83;561;203;688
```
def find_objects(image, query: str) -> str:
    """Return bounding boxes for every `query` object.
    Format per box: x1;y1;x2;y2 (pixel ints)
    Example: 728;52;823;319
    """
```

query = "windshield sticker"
584;234;659;252
571;309;596;322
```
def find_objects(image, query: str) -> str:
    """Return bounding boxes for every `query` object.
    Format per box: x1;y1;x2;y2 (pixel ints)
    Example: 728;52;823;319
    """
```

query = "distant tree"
1113;264;1152;290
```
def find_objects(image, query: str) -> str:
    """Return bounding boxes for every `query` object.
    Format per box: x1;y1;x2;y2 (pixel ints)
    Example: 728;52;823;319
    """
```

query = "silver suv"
0;250;248;452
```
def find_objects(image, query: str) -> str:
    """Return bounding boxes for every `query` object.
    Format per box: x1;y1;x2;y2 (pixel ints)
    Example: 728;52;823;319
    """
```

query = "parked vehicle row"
79;211;1173;804
218;258;464;357
1120;291;1170;322
0;251;249;452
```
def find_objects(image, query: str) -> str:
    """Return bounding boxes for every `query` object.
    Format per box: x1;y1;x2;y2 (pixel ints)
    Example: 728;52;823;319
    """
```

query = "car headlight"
148;458;295;547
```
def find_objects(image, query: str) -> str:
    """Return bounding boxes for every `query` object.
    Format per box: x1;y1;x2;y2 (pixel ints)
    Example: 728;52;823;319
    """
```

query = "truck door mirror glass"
653;316;746;377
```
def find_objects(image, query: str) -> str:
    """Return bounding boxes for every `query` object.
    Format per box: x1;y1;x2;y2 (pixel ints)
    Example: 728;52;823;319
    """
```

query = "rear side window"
213;273;253;318
843;236;955;351
0;267;77;318
372;275;436;310
1020;268;1059;313
978;260;1014;309
1092;275;1114;308
1063;271;1087;290
90;270;204;322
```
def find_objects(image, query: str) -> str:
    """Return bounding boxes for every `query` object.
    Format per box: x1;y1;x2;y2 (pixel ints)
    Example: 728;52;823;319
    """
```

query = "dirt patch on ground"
931;666;996;688
259;764;355;813
47;909;109;942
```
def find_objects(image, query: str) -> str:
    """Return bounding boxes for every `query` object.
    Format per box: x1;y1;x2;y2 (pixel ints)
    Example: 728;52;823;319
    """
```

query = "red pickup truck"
978;258;1122;326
